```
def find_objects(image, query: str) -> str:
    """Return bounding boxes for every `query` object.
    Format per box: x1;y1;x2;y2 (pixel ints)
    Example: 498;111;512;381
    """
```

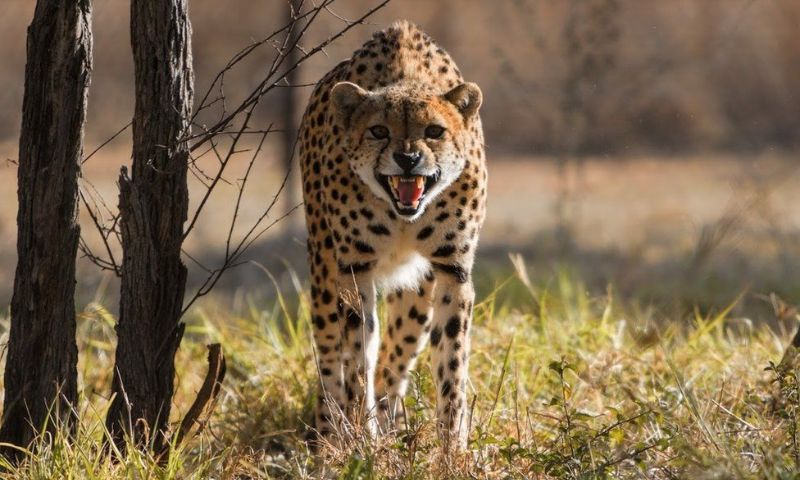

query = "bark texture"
0;0;92;456
105;0;193;453
281;0;301;216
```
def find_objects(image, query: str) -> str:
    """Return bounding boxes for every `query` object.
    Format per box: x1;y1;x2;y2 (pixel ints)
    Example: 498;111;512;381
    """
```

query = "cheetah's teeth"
385;174;429;210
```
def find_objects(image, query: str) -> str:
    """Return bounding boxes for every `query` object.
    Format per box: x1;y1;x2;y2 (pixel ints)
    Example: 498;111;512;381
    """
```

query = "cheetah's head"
331;81;482;221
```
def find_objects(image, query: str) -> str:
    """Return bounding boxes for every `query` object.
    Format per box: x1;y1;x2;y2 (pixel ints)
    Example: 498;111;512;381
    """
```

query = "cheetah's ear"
444;82;482;120
331;81;371;128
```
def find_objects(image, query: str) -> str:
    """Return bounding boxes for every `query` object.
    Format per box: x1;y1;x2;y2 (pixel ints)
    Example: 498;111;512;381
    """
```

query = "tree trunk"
281;0;300;221
105;0;193;454
0;0;92;458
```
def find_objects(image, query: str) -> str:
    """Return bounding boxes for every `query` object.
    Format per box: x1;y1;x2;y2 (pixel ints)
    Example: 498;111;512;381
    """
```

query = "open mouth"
376;171;440;215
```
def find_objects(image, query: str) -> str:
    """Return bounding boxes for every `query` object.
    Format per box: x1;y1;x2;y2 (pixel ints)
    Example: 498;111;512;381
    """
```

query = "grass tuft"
0;263;798;478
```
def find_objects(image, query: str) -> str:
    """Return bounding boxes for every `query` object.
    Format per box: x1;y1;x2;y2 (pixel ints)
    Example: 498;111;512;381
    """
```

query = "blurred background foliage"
2;0;799;152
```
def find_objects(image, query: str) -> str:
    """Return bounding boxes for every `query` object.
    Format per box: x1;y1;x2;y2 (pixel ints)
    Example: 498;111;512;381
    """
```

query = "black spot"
321;367;333;376
321;290;333;305
445;316;461;338
448;358;460;371
368;224;391;236
313;315;325;330
435;212;450;222
432;245;456;257
417;226;434;240
433;263;470;284
346;309;362;330
356;64;367;74
431;327;442;346
403;335;417;344
338;261;374;274
354;241;375;254
408;306;418;319
441;380;452;397
359;208;374;220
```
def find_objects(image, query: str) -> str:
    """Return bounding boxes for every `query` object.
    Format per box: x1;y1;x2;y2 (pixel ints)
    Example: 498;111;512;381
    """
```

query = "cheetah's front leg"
429;272;474;449
375;273;436;432
338;270;380;437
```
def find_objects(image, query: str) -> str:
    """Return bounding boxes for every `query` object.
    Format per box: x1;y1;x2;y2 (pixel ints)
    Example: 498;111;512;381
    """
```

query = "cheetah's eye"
424;125;446;139
368;125;390;140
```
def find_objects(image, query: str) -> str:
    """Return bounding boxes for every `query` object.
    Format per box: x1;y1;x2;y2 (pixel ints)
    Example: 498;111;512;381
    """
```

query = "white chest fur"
373;249;431;292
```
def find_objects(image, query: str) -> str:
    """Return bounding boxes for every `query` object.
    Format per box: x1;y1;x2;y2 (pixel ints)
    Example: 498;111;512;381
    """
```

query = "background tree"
280;0;301;223
0;0;92;458
68;0;387;456
104;0;193;454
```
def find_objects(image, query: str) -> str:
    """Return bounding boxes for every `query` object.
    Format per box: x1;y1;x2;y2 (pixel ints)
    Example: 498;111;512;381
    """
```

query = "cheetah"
298;20;486;449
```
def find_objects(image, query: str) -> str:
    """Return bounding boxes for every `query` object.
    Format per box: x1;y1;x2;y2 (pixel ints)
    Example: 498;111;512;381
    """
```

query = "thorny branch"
78;1;390;308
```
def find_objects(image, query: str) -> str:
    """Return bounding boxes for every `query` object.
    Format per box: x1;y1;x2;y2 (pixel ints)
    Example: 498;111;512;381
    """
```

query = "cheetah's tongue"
392;176;425;206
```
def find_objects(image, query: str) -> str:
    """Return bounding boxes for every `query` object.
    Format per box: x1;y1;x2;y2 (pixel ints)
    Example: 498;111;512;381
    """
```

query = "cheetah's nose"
393;151;422;174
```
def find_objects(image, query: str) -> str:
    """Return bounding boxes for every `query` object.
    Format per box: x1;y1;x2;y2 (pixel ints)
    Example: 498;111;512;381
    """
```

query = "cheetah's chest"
343;218;431;292
372;245;431;292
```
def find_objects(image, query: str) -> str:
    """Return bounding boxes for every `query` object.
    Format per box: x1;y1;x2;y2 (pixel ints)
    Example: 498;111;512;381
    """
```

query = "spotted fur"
299;20;487;449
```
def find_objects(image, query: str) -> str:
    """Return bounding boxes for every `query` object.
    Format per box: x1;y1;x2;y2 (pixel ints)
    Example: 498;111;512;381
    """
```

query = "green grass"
1;259;799;479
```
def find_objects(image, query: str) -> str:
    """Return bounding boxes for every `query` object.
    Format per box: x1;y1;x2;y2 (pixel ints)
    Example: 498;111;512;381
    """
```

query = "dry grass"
0;257;798;478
